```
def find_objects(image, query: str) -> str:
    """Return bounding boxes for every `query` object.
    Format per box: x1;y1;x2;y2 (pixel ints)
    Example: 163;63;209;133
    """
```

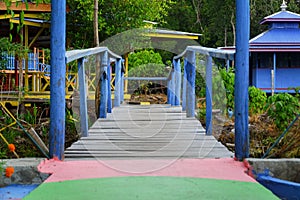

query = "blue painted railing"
65;47;123;137
1;52;40;71
172;46;235;136
172;45;249;160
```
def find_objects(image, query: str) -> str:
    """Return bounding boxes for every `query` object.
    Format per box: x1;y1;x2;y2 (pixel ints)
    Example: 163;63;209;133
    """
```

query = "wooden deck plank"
65;104;233;160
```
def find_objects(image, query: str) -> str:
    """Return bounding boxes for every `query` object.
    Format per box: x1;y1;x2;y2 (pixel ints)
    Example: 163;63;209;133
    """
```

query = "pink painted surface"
38;158;256;183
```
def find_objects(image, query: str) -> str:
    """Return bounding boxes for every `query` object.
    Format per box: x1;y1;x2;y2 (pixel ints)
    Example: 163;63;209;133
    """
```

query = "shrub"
248;86;267;114
266;93;300;130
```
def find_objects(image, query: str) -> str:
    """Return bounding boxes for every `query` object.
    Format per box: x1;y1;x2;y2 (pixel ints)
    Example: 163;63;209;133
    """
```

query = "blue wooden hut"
249;1;300;93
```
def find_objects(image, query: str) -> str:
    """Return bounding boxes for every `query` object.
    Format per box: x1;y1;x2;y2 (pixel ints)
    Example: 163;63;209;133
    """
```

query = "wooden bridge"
3;2;281;200
65;104;233;160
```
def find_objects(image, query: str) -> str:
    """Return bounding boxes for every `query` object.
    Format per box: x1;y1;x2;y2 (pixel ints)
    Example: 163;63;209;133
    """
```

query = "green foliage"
195;72;206;98
20;104;38;125
128;49;163;70
0;37;28;60
219;68;235;110
127;49;167;93
248;86;267;114
266;93;300;130
66;0;172;48
212;67;228;110
198;0;236;47
100;0;172;39
162;0;199;33
0;161;5;174
291;86;300;100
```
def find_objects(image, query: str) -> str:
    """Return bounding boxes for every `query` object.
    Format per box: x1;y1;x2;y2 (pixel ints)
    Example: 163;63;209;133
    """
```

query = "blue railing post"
206;55;213;135
170;68;176;106
182;59;187;111
235;0;250;160
186;50;196;118
99;51;108;118
226;60;230;72
121;68;124;102
107;58;112;113
49;0;66;160
78;58;88;137
167;68;175;105
114;58;122;107
167;79;171;104
174;59;181;106
167;68;176;106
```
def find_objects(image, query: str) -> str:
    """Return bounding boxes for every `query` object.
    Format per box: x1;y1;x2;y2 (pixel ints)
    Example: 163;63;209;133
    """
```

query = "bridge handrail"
174;46;235;60
65;47;121;63
169;45;236;136
64;46;123;138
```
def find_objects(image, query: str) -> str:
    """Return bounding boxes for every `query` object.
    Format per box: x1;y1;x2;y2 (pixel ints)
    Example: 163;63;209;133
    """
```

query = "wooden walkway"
65;104;233;160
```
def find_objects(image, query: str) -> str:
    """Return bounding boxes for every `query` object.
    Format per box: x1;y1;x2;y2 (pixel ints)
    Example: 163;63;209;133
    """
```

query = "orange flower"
8;144;15;152
5;167;14;178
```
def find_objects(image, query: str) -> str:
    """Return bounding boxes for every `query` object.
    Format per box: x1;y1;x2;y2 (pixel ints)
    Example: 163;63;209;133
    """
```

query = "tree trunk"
230;12;236;46
94;0;101;117
93;0;99;47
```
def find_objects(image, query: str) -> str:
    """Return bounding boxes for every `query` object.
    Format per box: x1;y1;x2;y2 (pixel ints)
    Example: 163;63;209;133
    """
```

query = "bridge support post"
171;68;176;106
49;0;66;160
174;59;181;106
167;69;175;105
182;59;187;111
206;55;213;135
114;58;122;107
78;58;88;137
235;0;250;160
107;58;112;113
186;50;196;118
99;51;108;118
121;68;124;102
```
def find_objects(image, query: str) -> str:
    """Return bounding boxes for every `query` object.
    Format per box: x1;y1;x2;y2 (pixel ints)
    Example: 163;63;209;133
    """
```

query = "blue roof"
250;28;300;44
261;11;300;24
221;3;300;52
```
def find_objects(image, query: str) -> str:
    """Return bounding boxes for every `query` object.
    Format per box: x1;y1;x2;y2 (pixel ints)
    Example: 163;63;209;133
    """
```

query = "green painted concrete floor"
24;176;278;200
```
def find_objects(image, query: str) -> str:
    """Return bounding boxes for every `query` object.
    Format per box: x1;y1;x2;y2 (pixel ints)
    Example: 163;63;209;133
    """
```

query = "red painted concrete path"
38;158;255;183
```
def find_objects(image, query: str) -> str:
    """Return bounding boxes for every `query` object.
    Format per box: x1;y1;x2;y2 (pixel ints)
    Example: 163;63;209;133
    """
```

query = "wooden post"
272;53;276;95
186;50;196;118
182;59;187;111
124;53;129;93
24;25;29;92
206;55;213;135
235;0;250;160
174;59;181;106
107;58;112;113
114;59;122;107
78;58;88;137
49;0;66;160
99;51;108;118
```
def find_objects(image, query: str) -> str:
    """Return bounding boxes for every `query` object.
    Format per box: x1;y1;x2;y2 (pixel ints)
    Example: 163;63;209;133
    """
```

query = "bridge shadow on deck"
65;104;233;160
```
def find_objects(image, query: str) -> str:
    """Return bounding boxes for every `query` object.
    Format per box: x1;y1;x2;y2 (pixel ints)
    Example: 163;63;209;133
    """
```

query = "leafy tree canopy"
66;0;173;48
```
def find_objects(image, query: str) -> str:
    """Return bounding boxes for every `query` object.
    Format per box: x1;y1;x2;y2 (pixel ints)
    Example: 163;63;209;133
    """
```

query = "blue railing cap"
65;47;122;63
174;46;235;60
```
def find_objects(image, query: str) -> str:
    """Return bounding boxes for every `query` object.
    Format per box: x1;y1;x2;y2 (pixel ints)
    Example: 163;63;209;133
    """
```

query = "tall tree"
162;0;200;33
66;0;172;48
93;0;99;47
